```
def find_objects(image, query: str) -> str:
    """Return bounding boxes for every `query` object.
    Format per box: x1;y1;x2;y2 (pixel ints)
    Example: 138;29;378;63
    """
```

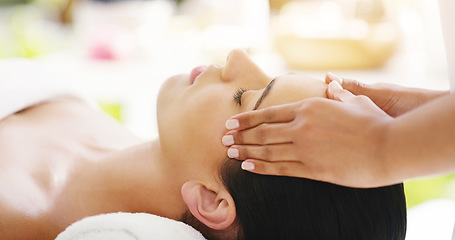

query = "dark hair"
220;159;407;240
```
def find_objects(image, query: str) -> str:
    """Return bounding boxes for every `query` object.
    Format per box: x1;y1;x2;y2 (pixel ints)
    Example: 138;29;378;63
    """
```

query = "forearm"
399;88;449;110
383;93;455;183
368;85;449;117
337;75;450;117
418;89;449;102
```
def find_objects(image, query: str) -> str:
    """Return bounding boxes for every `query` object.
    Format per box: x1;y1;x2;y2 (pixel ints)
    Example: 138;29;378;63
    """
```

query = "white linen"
439;0;455;93
406;199;455;240
55;212;206;240
0;58;97;121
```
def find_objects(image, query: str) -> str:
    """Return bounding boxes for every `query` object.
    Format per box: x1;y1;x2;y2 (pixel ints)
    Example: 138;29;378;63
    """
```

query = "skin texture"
0;49;328;239
223;73;454;188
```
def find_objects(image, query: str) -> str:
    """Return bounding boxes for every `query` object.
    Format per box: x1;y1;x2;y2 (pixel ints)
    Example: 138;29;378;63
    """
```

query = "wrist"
422;90;450;103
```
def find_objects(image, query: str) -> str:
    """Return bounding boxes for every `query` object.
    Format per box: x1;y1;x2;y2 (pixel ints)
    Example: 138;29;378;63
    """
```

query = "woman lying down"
0;49;406;239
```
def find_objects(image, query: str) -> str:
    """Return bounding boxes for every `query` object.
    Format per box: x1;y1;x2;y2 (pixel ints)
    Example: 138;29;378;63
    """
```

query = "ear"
181;181;236;230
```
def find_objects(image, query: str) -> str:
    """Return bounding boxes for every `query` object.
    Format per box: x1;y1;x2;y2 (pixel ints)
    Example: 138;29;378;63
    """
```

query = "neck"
61;139;188;223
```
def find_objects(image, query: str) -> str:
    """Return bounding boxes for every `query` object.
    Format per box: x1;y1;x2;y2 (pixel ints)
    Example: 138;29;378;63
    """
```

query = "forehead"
258;75;327;109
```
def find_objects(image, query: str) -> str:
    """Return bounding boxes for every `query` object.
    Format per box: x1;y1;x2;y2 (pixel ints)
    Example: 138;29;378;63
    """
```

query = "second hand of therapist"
221;73;455;188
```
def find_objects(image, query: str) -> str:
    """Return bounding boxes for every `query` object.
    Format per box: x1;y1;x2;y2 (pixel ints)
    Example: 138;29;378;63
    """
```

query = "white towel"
55;212;207;240
0;58;97;121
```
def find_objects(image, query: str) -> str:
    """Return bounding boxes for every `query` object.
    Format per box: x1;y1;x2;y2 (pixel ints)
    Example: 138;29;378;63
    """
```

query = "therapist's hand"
222;78;395;188
325;73;449;117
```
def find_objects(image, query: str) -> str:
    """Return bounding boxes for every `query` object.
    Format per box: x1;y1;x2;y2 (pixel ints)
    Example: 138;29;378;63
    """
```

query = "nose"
221;49;269;84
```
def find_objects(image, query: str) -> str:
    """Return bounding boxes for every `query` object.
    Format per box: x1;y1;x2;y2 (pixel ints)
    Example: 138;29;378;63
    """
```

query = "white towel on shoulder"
55;212;206;240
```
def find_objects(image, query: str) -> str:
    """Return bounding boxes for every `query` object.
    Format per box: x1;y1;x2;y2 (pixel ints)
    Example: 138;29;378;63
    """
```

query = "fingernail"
241;161;255;171
222;135;235;146
330;80;343;90
225;119;239;130
327;72;343;84
227;148;239;158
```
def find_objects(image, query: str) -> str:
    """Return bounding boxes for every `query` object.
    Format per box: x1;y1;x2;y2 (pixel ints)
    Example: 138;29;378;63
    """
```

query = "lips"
189;65;208;84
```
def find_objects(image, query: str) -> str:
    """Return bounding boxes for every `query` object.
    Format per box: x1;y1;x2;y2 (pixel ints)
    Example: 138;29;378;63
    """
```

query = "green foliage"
99;102;123;122
0;0;29;7
0;0;66;58
404;174;455;208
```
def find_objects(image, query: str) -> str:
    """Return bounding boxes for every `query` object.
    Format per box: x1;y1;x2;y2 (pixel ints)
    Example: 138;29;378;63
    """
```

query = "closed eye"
233;88;247;106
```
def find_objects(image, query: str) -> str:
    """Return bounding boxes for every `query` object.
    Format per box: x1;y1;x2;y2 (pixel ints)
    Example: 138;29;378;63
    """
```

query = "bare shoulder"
0;99;143;239
0;204;54;240
0;99;142;151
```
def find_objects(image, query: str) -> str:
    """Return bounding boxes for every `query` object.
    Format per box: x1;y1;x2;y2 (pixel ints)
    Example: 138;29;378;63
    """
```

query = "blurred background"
0;0;453;233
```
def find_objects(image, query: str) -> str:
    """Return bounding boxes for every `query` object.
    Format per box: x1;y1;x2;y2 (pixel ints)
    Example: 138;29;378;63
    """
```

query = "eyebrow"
253;78;276;110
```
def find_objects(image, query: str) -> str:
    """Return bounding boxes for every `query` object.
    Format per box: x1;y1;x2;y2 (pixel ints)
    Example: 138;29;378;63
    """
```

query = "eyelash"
233;88;247;105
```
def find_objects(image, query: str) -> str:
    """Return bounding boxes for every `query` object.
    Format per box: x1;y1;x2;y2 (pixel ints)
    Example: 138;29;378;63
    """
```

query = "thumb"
325;72;343;84
327;81;355;102
326;72;371;97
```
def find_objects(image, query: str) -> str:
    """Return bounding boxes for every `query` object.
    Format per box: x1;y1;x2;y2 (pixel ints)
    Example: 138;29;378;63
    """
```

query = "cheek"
183;91;234;143
159;86;236;166
179;96;234;169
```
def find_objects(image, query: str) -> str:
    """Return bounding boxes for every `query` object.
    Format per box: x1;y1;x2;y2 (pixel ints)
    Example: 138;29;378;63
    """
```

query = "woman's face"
157;49;327;181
